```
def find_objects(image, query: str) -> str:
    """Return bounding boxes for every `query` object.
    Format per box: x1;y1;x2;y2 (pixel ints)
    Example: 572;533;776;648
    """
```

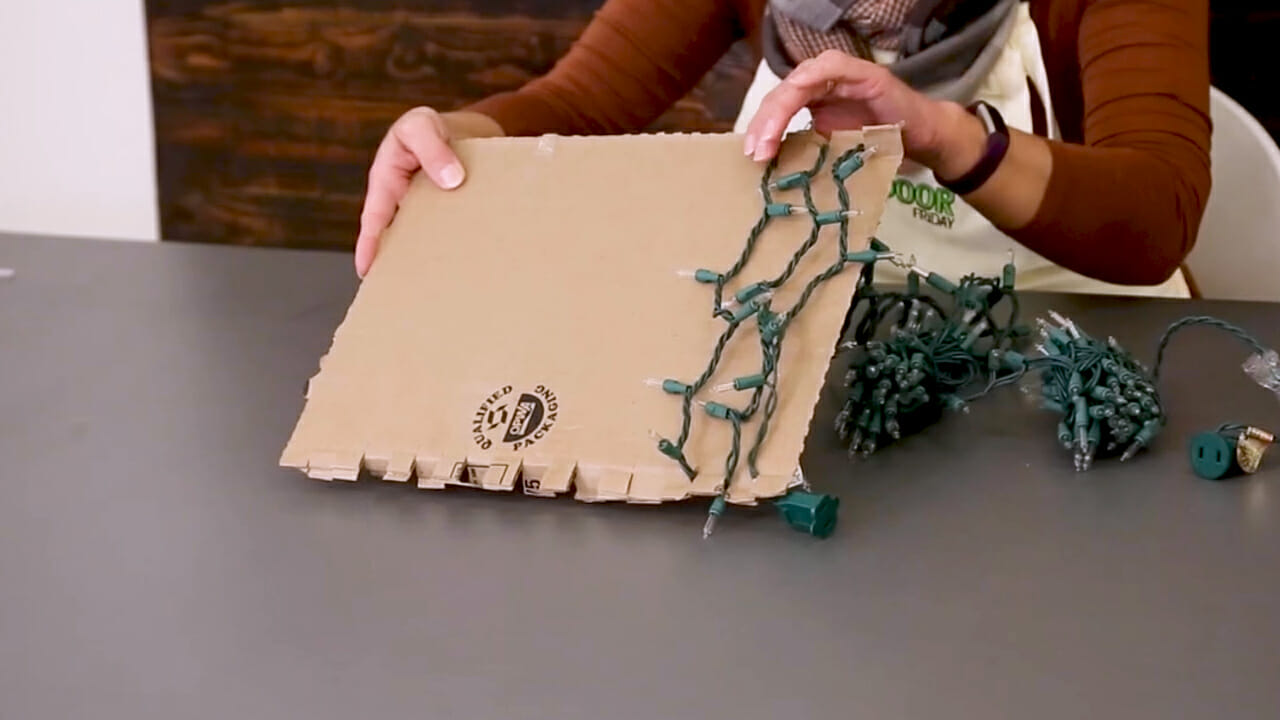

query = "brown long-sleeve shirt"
469;0;1210;287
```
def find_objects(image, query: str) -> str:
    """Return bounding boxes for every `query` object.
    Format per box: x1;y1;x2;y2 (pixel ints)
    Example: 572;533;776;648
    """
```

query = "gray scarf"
764;0;1021;104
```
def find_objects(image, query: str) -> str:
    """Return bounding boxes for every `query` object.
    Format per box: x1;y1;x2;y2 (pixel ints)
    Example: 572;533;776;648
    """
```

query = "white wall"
0;0;159;241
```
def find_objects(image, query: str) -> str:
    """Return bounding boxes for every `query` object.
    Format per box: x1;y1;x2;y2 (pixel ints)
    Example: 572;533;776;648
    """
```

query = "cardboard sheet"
281;127;903;504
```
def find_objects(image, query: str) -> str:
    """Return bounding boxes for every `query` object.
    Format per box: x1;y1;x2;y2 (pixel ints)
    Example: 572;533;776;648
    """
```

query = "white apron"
733;3;1190;298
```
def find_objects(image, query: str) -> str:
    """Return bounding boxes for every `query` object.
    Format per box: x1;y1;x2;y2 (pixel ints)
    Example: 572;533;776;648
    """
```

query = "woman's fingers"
355;107;465;278
394;109;464;190
744;51;892;162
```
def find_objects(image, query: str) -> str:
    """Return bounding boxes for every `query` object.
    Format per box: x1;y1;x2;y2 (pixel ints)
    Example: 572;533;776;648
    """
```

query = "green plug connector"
765;202;796;218
774;490;839;538
774;172;809;191
1189;431;1238;480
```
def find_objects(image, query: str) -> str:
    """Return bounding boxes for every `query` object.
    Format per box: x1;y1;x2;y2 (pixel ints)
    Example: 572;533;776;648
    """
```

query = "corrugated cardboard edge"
280;127;904;505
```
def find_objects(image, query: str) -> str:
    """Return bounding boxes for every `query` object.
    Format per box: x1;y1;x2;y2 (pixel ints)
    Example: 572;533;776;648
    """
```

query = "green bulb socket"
1068;372;1084;398
764;202;795;218
845;249;880;263
1135;419;1163;446
735;282;769;304
702;402;739;421
1042;400;1066;414
815;210;847;226
926;272;958;294
1001;262;1016;290
1073;397;1089;430
1088;404;1114;419
1046;327;1072;348
774;172;809;191
661;379;689;395
708;494;728;518
732;374;766;391
906;270;921;296
731;299;764;323
834;150;866;180
656;439;685;461
693;269;721;284
774;490;839;538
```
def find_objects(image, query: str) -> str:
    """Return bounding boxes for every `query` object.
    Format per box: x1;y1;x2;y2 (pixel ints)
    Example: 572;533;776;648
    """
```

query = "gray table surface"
3;232;1279;719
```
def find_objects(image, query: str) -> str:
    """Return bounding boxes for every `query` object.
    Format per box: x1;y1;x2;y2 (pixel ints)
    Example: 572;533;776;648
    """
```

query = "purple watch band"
936;101;1010;196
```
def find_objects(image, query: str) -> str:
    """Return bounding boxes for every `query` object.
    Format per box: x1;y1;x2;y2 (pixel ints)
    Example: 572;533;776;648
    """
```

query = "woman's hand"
355;108;501;277
743;50;986;180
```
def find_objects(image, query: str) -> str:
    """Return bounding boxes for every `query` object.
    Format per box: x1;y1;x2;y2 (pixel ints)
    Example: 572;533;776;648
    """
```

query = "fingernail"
439;163;464;189
743;134;756;156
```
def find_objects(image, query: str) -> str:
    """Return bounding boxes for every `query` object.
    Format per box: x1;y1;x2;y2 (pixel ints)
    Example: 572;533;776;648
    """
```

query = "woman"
355;0;1209;297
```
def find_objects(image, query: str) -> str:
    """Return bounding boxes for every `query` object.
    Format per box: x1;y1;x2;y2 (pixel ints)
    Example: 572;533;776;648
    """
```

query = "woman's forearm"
930;101;1053;230
929;101;1202;286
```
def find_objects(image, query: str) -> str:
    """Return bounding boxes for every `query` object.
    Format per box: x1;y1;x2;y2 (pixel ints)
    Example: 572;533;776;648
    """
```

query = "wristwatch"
936;100;1010;196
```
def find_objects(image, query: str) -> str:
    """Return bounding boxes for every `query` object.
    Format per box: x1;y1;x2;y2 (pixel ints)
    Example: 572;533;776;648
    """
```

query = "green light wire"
652;142;879;534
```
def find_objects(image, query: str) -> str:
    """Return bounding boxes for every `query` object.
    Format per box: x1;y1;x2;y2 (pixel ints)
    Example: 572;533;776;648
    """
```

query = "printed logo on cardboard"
473;385;559;451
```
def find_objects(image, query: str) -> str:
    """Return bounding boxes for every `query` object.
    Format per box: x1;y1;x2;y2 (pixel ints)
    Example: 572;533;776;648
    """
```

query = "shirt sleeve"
1009;0;1211;286
466;0;748;136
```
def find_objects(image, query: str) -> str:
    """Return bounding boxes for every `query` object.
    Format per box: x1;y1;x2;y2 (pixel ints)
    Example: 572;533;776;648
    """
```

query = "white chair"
1186;87;1280;301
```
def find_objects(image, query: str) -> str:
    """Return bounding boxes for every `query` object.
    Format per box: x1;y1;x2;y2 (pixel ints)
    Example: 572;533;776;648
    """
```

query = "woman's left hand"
744;50;985;179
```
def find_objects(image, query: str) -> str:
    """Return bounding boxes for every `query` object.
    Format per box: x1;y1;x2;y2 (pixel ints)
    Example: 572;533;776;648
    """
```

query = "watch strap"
937;101;1010;196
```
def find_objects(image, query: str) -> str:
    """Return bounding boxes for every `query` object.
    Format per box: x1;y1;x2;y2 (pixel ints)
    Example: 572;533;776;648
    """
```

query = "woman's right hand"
356;108;500;277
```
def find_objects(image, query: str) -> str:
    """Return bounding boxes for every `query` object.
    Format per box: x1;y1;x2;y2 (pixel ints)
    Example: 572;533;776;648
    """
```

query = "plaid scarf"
772;0;918;59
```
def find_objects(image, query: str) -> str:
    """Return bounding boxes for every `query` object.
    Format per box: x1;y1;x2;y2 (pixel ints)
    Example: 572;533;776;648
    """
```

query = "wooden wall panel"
148;2;1278;250
147;2;755;249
